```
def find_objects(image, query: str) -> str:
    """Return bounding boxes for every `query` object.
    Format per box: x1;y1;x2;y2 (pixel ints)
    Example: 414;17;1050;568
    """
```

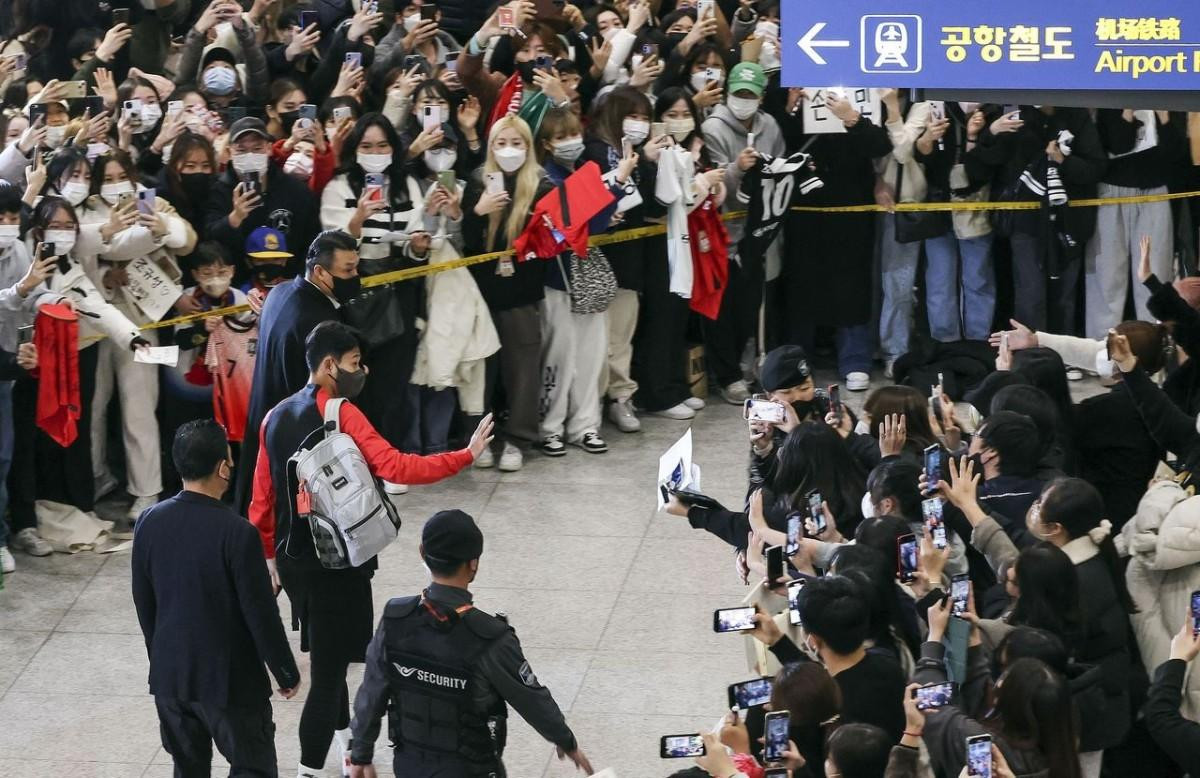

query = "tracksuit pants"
92;337;162;498
539;288;606;442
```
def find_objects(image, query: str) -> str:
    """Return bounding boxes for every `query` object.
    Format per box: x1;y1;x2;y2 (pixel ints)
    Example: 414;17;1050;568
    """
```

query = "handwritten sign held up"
124;257;182;322
801;87;882;134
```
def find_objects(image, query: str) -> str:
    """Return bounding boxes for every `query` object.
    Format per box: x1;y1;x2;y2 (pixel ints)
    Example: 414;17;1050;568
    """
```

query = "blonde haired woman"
462;116;554;472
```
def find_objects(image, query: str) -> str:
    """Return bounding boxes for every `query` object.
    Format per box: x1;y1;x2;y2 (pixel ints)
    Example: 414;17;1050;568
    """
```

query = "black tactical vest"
382;595;509;771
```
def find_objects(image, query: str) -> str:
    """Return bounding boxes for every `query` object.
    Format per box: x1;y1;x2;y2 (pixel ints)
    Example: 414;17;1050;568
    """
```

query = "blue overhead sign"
782;2;1200;90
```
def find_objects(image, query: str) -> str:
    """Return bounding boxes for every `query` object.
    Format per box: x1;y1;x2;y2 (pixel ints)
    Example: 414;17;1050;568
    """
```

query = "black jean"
155;696;278;778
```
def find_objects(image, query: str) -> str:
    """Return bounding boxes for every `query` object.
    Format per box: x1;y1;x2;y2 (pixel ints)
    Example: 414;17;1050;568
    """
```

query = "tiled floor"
0;371;1104;777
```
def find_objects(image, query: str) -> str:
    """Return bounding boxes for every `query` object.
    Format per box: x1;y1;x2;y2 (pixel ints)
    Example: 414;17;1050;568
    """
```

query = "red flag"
513;162;615;260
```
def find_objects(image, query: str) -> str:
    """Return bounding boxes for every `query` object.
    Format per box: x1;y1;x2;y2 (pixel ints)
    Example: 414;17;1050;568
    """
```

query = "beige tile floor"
0;371;1104;777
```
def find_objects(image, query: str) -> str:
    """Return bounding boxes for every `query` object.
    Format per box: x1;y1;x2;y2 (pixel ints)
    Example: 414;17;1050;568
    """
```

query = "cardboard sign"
801;87;882;134
125;257;182;322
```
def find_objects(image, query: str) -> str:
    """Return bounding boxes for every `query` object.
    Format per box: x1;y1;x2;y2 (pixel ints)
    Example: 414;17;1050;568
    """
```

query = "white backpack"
290;398;401;569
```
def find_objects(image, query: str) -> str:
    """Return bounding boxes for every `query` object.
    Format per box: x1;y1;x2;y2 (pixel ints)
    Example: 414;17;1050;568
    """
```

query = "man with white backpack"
249;320;494;778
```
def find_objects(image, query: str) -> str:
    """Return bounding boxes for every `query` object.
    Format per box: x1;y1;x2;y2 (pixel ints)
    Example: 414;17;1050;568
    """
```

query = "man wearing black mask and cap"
347;509;593;777
248;320;495;778
748;344;817;489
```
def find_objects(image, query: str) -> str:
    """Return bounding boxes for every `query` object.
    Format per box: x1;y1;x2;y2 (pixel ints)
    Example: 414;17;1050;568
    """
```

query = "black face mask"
515;60;538;84
277;110;299;135
329;273;361;304
663;31;686;55
791;399;815;420
178;172;212;206
255;263;290;282
333;363;367;400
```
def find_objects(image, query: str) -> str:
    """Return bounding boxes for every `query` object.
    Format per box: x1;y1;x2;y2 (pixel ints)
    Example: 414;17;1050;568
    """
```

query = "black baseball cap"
760;345;812;392
421;510;484;565
229;116;273;143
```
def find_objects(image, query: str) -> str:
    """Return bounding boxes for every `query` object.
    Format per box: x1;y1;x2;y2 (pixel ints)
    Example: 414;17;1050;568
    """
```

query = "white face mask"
403;13;422;32
690;70;722;92
759;40;781;72
283;152;313;178
43;229;76;255
755;20;779;39
0;223;19;246
326;125;338;142
423;147;457;172
665;117;695;141
43;125;67;149
61;180;90;206
200;277;231;298
138;103;163;131
621;119;649;145
493;146;526;173
1095;348;1117;379
550;136;585;165
231;152;269;176
357;152;392;174
727;95;760;121
99;181;135;205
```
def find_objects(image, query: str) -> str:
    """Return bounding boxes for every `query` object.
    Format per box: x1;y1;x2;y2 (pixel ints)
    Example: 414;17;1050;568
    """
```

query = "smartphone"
966;734;993;778
650;121;666;139
332;105;353;123
827;384;842;418
437;169;457;194
746;131;756;149
38;242;56;260
913;681;955;711
365;172;385;201
785;513;801;556
345;52;363;68
727;677;772;709
28;103;48;126
298;104;317;122
897;533;918;583
697;0;714;19
123;98;144;122
762;711;789;762
534;54;554;71
743;398;785;424
702;66;720;84
642;42;659;59
931;386;944;427
764;771;789;778
422;104;441;132
622;135;634;158
787;578;805;626
766;544;784;584
136;188;156;216
62;81;88;99
713;606;757;633
485;171;505;195
497;5;516;29
660;734;705;758
951;573;970;617
17;324;33;345
79;95;104;118
923;444;943;495
117;190;136;209
4;53;26;72
923;497;946;550
244;170;262;197
112;7;130;25
1191;590;1200;635
420;4;437;21
298;10;318;29
800;492;820;532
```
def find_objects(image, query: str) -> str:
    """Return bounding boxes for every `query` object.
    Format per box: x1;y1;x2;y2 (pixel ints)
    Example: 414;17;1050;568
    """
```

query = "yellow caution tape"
127;188;1200;332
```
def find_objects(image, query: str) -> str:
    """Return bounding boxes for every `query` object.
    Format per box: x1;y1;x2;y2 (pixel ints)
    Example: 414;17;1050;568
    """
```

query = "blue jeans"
837;324;874;378
0;380;12;548
924;232;996;342
879;214;922;361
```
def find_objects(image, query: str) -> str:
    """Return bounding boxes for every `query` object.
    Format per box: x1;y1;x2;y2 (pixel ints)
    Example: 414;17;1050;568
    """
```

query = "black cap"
201;46;237;71
760;345;812;391
229;116;272;143
421;510;484;565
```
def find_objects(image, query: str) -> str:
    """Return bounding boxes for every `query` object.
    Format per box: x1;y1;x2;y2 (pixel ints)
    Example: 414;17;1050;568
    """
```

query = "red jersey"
205;317;258;442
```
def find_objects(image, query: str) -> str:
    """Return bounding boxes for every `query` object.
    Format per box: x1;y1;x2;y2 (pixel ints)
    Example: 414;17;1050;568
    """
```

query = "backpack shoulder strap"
323;396;346;434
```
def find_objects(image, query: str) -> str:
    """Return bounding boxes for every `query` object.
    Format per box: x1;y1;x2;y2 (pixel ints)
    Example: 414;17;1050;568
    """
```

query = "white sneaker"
540;434;567;457
607;399;641;433
127;494;159;521
296;765;322;778
683;396;706;411
498;443;523;472
651;402;696;420
382;481;409;495
474;446;495;469
573;431;608;454
1;546;14;573
334;728;351;777
1066;368;1084;381
846;371;870;391
11;528;52;557
719;380;751;405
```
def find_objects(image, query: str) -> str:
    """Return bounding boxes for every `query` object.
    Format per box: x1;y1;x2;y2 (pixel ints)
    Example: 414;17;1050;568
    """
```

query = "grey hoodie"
701;102;785;259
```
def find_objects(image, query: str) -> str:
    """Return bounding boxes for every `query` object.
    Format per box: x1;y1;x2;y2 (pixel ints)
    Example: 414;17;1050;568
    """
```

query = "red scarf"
30;304;81;447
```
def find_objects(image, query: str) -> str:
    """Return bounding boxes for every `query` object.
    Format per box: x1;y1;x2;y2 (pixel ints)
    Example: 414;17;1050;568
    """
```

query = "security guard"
348;510;594;777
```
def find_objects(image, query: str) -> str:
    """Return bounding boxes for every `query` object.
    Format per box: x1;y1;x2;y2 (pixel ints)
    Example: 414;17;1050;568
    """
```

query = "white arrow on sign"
796;22;850;65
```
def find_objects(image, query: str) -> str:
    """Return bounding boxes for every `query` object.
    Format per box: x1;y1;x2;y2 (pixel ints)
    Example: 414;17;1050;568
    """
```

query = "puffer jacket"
1122;478;1200;719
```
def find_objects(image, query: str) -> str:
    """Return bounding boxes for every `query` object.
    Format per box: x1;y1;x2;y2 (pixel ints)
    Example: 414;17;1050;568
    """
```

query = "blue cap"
245;226;292;260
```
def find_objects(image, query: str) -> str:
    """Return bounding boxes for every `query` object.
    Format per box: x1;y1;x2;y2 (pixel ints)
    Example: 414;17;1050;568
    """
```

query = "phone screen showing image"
897;534;918;582
967;735;993;778
660;734;705;758
763;711;789;762
808;492;825;535
728;677;773;709
828;384;841;416
924;445;943;494
713;606;757;633
914;682;954;711
786;514;801;556
787;579;805;626
951;574;970;617
922;498;945;549
1191;590;1200;635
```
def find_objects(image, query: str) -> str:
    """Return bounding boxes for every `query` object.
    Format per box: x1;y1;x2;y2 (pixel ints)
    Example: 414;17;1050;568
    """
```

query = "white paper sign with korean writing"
125;257;182;322
801;87;883;134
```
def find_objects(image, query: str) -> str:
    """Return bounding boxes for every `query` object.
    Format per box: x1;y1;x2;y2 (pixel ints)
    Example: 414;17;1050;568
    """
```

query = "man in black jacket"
233;229;359;511
132;419;301;777
1146;614;1200;776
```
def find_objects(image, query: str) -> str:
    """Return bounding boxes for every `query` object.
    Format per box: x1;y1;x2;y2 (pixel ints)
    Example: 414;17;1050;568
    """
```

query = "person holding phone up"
374;0;464;74
175;2;269;109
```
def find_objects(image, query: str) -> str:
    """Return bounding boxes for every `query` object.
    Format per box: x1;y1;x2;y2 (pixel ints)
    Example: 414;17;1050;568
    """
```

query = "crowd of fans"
3;0;1200;775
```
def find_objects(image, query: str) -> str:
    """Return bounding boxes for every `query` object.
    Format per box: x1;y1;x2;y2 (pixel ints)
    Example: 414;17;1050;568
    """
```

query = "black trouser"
704;253;764;388
632;235;692;411
155;696;278;778
393;748;505;778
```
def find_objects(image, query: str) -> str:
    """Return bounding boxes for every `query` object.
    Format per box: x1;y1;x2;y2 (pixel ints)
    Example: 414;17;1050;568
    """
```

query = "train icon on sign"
861;15;922;73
